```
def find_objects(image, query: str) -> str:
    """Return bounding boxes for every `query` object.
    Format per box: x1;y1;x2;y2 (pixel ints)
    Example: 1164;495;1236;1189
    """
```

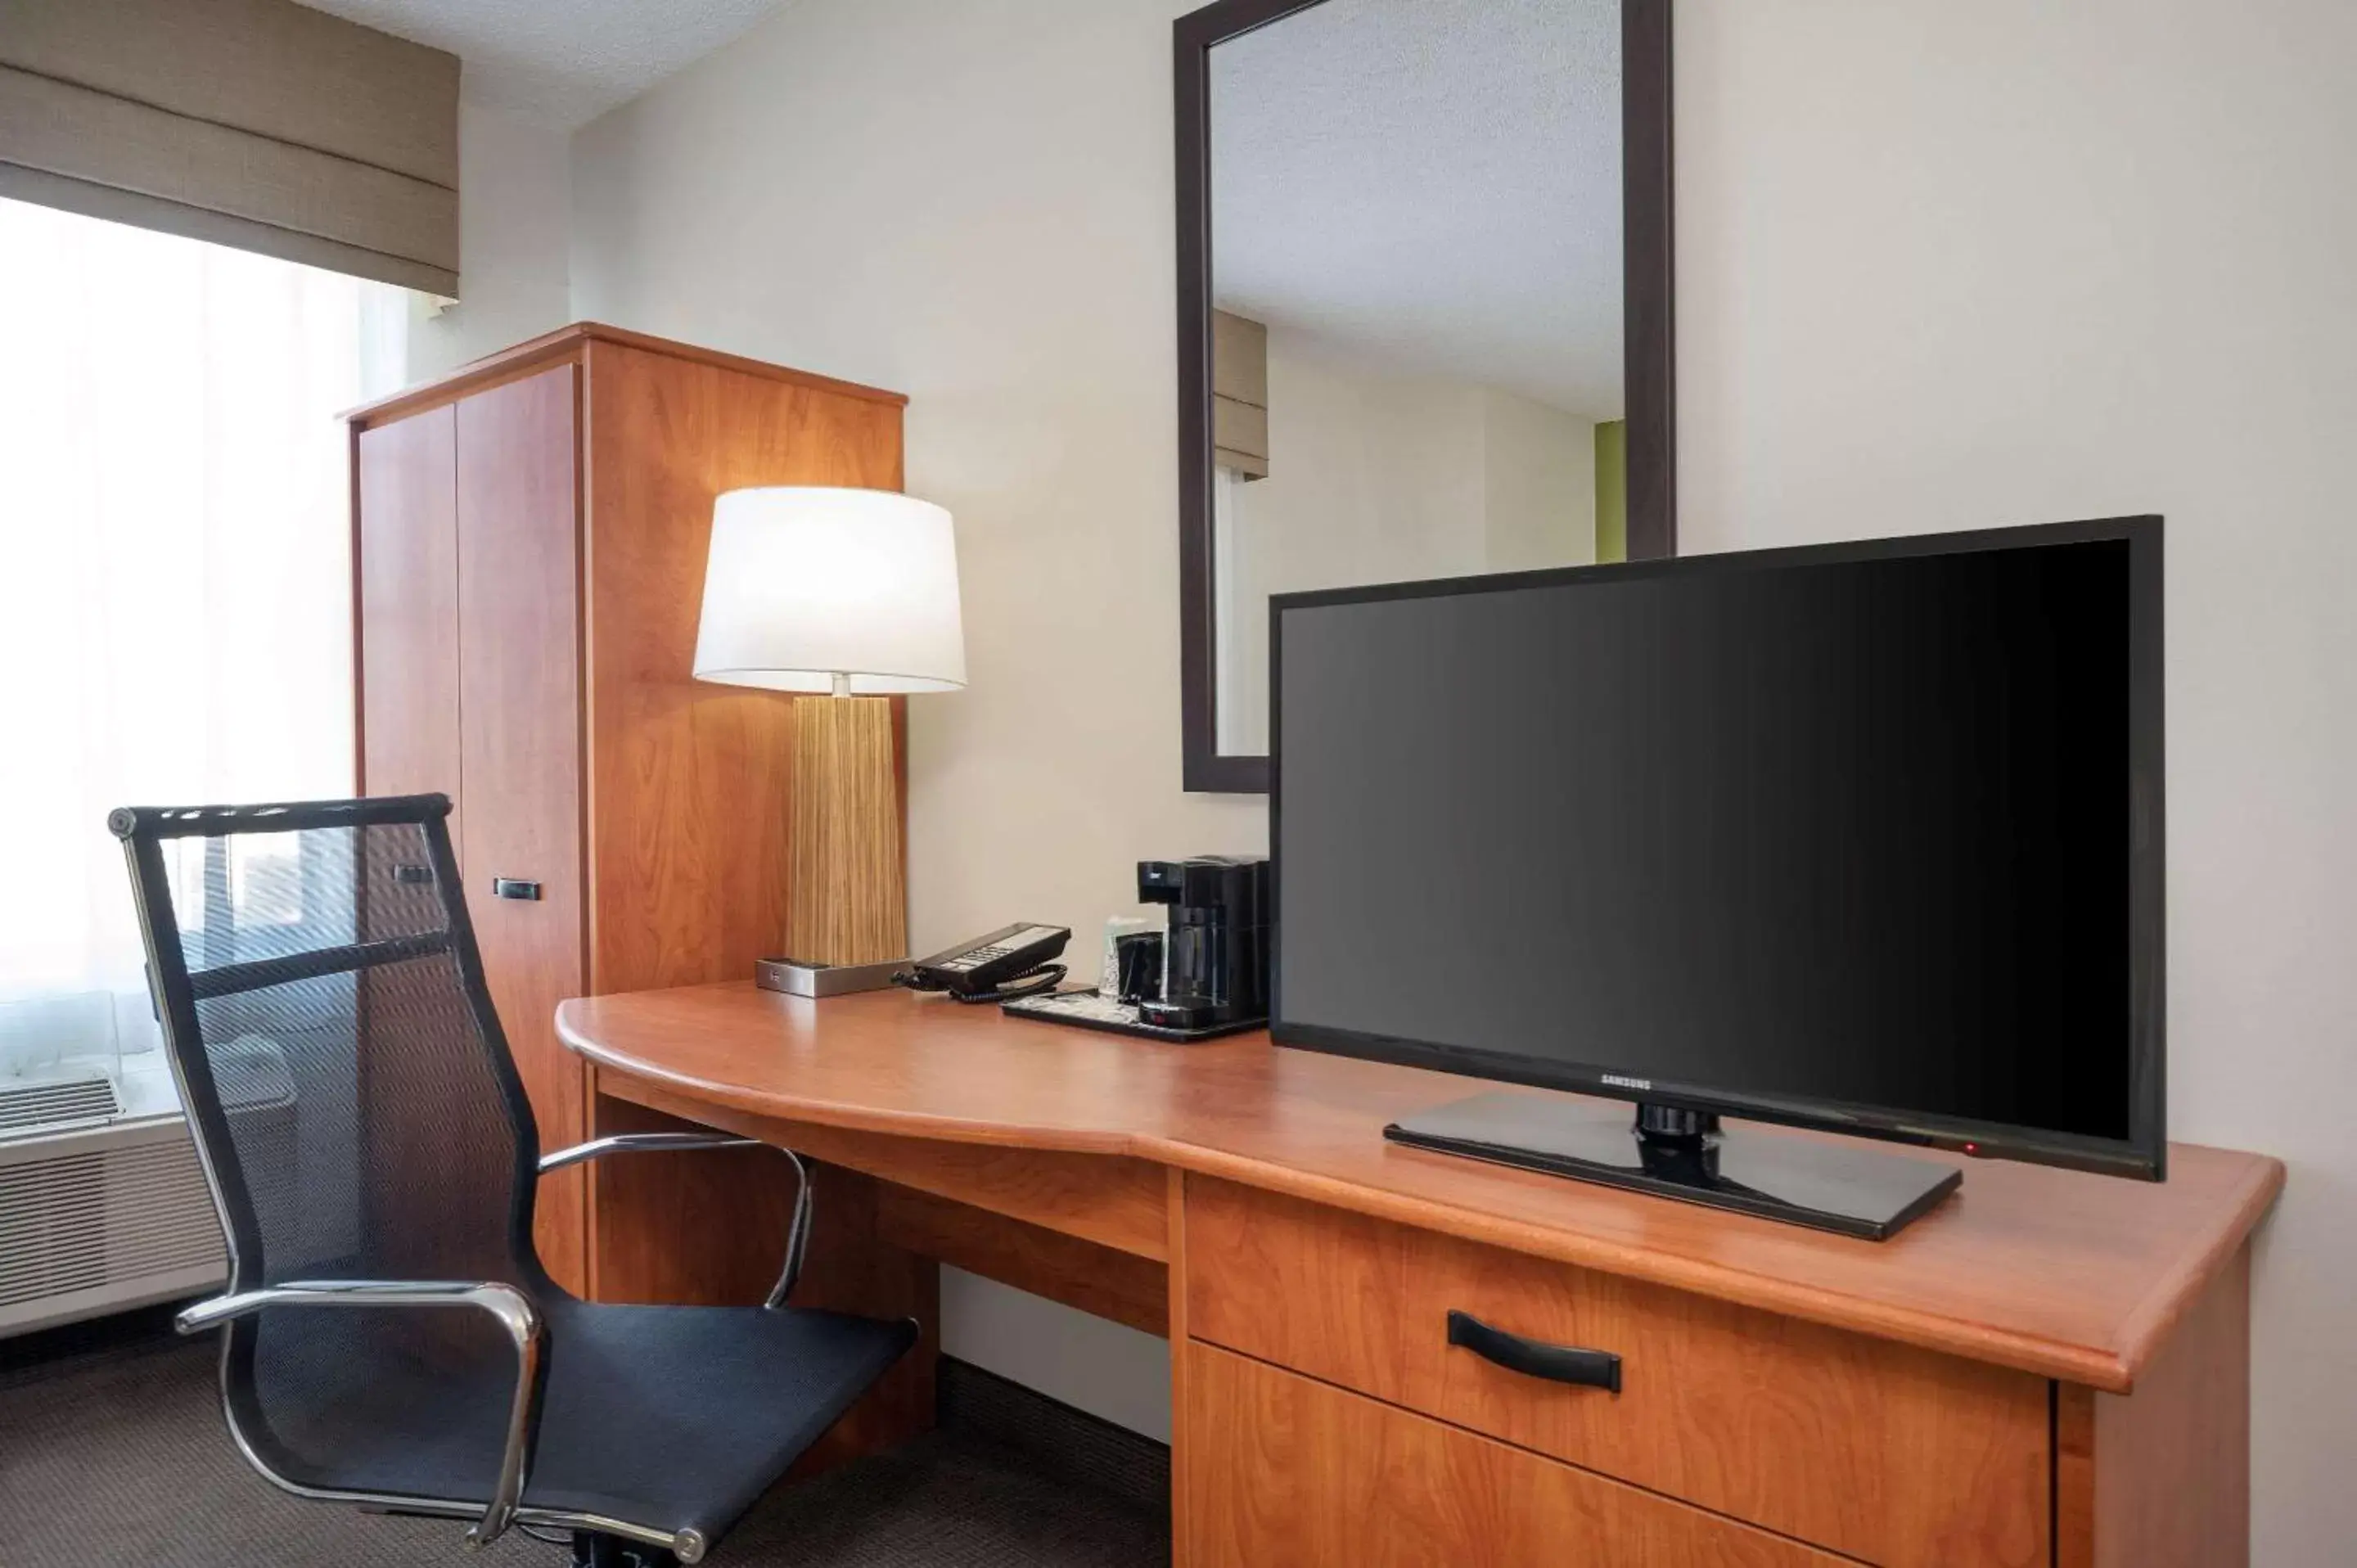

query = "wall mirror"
1174;0;1674;792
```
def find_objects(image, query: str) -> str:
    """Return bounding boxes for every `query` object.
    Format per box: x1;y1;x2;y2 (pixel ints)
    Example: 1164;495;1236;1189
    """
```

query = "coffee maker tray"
1000;987;1264;1043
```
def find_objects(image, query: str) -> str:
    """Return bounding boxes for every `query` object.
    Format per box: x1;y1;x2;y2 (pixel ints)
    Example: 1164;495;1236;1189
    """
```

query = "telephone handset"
895;923;1071;1003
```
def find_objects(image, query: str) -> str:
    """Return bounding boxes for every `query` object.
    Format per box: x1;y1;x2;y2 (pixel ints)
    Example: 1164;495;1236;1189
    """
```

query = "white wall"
941;1268;1172;1441
1483;385;1598;573
561;0;2357;1552
1216;326;1592;749
1675;3;2357;1561
1242;324;1490;595
1221;328;1486;752
406;102;572;381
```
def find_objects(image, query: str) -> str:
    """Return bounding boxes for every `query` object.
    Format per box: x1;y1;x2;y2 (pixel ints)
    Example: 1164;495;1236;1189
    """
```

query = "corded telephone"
894;923;1070;1003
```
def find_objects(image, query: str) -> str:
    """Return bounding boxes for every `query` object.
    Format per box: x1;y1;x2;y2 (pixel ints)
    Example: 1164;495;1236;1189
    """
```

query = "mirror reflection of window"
1208;0;1625;755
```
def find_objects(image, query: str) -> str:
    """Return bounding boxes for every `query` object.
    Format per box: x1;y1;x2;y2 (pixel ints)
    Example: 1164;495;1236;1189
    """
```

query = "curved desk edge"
558;987;2285;1395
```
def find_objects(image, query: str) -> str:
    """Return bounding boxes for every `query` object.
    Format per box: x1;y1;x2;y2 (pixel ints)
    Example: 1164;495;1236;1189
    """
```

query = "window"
0;196;409;1084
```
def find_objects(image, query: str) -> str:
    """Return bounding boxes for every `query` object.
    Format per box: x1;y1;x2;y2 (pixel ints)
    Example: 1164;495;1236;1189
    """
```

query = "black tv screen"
1271;517;2163;1178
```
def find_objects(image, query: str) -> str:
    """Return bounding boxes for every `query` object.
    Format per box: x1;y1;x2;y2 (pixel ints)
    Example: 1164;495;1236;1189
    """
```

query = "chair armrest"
537;1133;813;1309
538;1131;760;1173
176;1279;544;1548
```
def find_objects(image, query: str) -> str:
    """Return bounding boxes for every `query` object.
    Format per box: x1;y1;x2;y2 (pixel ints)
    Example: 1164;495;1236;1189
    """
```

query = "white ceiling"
1210;0;1623;420
300;0;786;127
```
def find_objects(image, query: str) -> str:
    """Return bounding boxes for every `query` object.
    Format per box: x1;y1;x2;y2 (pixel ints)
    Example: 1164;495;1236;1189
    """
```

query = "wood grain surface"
353;325;916;1321
1183;1343;1850;1568
1167;1167;1197;1568
354;406;467;1280
355;406;462;827
875;1184;1166;1336
585;1093;803;1306
557;982;2283;1392
605;1071;1168;1260
580;338;904;994
1186;1175;2047;1568
2056;1244;2252;1568
453;363;588;1293
786;696;908;965
343;319;908;430
781;1159;939;1480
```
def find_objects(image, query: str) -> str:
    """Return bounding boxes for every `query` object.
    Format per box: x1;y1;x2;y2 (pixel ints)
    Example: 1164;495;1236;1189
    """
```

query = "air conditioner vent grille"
0;1134;223;1310
0;1075;121;1136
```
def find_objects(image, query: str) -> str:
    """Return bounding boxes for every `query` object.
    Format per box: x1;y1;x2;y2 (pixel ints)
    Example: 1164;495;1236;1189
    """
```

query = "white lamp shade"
692;487;967;694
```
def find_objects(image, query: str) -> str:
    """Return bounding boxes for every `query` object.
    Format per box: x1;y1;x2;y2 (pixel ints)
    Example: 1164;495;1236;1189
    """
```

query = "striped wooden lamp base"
785;696;908;966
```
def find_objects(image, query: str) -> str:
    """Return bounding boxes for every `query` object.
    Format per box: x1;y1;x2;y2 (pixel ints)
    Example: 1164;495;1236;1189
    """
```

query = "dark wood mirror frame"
1174;0;1675;794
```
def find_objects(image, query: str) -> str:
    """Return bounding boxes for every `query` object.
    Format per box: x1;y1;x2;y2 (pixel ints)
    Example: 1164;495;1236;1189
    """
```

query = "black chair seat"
240;1298;914;1549
116;797;918;1561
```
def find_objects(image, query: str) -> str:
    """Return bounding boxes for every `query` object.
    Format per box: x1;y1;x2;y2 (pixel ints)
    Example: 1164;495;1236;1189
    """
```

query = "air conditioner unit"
0;995;228;1338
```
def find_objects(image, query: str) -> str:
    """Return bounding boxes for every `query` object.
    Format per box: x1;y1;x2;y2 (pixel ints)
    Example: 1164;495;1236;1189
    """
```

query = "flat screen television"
1270;516;2162;1239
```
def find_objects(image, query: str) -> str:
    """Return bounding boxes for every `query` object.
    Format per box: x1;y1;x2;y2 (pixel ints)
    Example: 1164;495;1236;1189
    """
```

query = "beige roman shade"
1212;309;1269;479
0;0;459;295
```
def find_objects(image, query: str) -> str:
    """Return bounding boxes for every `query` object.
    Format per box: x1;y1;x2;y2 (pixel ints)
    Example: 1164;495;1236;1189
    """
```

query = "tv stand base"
1386;1093;1961;1241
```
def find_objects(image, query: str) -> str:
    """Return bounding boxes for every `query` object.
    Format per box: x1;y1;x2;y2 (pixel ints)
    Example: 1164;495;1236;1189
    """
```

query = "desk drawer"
1184;1178;2048;1568
1185;1343;1852;1568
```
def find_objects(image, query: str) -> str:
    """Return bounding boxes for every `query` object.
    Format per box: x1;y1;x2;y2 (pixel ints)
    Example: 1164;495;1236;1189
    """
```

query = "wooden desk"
558;983;2282;1568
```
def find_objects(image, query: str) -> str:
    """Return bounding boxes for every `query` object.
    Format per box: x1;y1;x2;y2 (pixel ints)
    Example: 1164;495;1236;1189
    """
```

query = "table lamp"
693;486;966;993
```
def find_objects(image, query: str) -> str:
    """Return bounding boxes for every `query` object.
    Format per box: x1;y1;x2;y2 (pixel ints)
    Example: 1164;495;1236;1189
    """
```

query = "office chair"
113;795;915;1567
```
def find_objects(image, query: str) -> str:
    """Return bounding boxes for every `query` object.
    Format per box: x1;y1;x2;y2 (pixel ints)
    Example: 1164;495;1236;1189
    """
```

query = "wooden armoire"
347;322;908;1294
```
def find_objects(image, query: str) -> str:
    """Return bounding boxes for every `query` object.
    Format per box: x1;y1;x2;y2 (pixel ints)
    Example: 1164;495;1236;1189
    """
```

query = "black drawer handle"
1447;1309;1621;1394
490;878;542;902
393;864;435;885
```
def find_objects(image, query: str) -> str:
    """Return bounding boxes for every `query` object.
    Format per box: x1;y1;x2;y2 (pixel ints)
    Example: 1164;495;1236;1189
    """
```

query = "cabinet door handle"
1446;1309;1621;1394
490;878;543;902
392;864;435;885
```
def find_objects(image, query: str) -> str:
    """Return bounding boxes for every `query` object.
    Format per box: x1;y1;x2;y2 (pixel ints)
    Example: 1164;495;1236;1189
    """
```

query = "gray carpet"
0;1327;1169;1566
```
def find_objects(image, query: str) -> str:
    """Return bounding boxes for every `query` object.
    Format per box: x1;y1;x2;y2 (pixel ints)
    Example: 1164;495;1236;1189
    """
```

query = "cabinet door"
1185;1178;2050;1567
354;408;463;1272
1185;1343;1852;1568
356;408;462;824
453;364;588;1293
581;339;904;993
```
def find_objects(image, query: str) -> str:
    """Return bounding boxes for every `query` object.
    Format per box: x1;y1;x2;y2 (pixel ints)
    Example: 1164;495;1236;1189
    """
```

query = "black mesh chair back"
113;797;548;1495
115;794;916;1566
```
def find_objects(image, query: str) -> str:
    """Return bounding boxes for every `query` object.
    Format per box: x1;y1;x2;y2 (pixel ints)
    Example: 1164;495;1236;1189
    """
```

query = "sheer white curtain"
0;196;408;1079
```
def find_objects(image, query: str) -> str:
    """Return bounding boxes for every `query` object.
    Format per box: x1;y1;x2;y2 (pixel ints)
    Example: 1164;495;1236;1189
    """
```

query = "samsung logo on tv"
1600;1074;1652;1091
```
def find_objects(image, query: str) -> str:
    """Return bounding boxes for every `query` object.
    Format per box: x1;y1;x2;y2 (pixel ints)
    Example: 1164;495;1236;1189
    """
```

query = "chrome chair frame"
119;797;822;1566
175;1282;544;1545
165;1133;815;1560
536;1133;813;1310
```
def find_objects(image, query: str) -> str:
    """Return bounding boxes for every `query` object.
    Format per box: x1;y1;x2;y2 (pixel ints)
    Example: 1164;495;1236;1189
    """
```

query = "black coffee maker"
1135;856;1270;1031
